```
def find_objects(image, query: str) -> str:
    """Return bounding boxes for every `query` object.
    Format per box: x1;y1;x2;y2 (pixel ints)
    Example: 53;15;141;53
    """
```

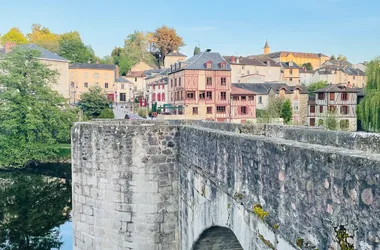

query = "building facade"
307;84;363;131
280;61;302;85
164;50;187;68
125;61;154;94
312;66;366;87
147;77;169;111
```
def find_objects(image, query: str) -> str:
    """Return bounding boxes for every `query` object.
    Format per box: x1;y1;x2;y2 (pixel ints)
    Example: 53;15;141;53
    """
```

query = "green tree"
0;27;28;45
280;99;292;124
357;57;380;132
0;48;76;167
325;111;338;130
261;97;284;119
58;35;94;63
79;86;110;118
194;46;201;55
27;24;60;53
330;55;336;61
308;81;329;96
99;108;115;119
301;62;313;70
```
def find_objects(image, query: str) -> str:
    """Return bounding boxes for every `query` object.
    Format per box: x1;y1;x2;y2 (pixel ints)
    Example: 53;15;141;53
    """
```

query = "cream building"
164;50;187;68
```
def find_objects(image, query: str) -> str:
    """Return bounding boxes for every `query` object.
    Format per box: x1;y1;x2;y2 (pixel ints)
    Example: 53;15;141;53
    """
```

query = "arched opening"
192;226;243;250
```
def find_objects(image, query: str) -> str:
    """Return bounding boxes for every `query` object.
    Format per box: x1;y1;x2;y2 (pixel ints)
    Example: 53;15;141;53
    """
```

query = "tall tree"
27;24;60;53
0;48;76;167
330;55;336;61
308;81;329;96
357;57;380;132
0;27;28;45
58;36;94;63
194;46;201;55
301;62;313;70
336;54;347;61
79;86;111;118
280;99;293;124
151;26;185;62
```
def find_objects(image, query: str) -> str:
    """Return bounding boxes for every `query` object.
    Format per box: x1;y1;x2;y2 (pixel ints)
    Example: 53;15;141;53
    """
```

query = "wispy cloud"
191;26;217;31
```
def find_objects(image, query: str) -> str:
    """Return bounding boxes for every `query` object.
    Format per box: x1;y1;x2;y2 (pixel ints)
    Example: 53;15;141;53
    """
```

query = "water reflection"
0;164;72;250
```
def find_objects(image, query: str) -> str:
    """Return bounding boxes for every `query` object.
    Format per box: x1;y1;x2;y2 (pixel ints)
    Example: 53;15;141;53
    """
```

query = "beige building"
312;66;366;87
164;50;187;68
0;43;70;99
223;56;281;83
125;61;155;94
280;61;302;85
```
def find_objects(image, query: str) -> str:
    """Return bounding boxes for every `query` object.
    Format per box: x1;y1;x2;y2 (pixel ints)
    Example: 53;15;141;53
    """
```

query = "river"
0;163;72;250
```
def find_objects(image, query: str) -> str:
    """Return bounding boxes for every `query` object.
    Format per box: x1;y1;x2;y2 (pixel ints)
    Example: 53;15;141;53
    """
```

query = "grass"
57;144;71;158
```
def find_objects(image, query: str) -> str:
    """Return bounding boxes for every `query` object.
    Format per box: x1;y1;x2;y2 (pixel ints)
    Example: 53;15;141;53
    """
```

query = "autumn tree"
151;26;184;63
357;57;380;132
27;24;60;53
0;27;27;45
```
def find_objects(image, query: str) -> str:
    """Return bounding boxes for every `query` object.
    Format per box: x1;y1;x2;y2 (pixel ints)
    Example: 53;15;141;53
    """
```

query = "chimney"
236;57;240;64
231;56;236;63
172;49;178;54
5;42;16;53
116;65;119;79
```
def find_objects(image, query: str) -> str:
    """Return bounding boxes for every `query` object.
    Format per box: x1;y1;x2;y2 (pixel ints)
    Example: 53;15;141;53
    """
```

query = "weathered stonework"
72;120;380;250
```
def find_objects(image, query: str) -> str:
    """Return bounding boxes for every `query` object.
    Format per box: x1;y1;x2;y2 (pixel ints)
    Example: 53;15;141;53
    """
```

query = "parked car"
124;114;142;120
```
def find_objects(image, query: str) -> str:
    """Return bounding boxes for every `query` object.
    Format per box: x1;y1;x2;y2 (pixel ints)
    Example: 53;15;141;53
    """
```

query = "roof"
254;51;329;59
69;63;116;70
224;55;280;67
233;82;308;95
115;77;133;83
231;86;256;95
299;69;314;74
170;52;231;73
314;84;364;93
280;61;302;69
125;71;145;78
166;52;187;57
144;69;165;77
264;41;270;49
316;66;365;76
323;60;352;67
0;44;69;62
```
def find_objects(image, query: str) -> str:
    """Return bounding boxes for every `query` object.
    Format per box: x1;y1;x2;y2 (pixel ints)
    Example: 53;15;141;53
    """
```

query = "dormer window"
219;61;226;69
205;61;212;69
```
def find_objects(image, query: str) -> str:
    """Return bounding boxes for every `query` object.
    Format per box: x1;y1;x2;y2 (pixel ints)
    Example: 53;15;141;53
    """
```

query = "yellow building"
164;50;187;68
280;61;302;85
260;41;329;70
125;61;154;94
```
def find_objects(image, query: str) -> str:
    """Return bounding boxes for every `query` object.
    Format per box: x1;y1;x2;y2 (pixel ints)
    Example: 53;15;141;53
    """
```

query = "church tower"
263;40;270;55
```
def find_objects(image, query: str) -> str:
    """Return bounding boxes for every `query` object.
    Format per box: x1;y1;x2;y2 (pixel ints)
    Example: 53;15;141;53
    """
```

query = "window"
289;69;293;75
219;62;226;69
329;93;335;101
319;106;324;113
157;93;161;101
171;79;173;87
206;77;212;86
199;91;205;99
180;91;183;100
241;96;246;101
94;73;99;79
104;73;108;79
353;76;356;80
158;84;160;89
187;91;195;99
206;62;212;69
120;93;126;102
207;107;212;114
318;93;325;100
206;91;212;100
152;93;156;101
310;118;316;126
192;107;198;114
153;84;155;90
175;79;177;87
135;78;137;82
70;82;74;88
241;106;247;114
233;96;239;101
341;93;348;101
249;96;254;101
289;78;293;82
84;72;88;79
221;77;226;86
293;101;299;111
162;93;165;101
340;105;348;115
105;83;109;88
220;92;226;100
328;105;336;113
216;106;226;113
121;84;125;89
84;82;89;88
171;93;173;101
310;105;315;113
179;78;181;86
259;96;263;104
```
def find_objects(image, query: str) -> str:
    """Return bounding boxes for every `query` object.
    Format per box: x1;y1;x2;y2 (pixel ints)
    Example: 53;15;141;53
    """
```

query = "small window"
319;106;323;113
353;76;356;80
330;93;335;101
328;105;336;113
206;77;212;86
94;73;99;79
206;62;212;69
290;69;293;75
171;79;173;87
179;78;182;86
216;106;226;113
220;92;226;100
153;85;155;90
221;77;226;86
135;78;137;82
120;93;126;102
249;96;254;101
162;93;165;101
84;82;89;88
192;107;198;114
157;93;161;101
199;91;205;99
180;91;183;100
241;106;247;114
340;105;348;115
310;105;315;113
233;96;239;101
259;96;263;104
290;78;293;81
310;118;315;126
206;91;212;100
187;91;195;99
219;62;226;69
318;93;325;100
241;96;246;101
207;107;212;114
152;93;156;101
171;93;173;101
158;84;160;89
121;84;125;89
341;93;348;101
70;82;74;88
105;83;109;88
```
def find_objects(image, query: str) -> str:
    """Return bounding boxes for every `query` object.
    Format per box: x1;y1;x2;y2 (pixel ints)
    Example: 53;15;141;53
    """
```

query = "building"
257;41;330;70
146;68;170;110
307;84;363;131
167;51;256;122
223;56;281;83
125;61;154;94
0;43;70;99
233;82;308;125
164;50;187;68
312;66;366;87
299;68;314;86
230;86;256;123
279;61;302;85
69;63;133;104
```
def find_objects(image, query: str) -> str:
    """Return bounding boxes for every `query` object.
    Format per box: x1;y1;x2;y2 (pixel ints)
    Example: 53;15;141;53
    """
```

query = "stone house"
0;43;70;99
124;61;154;94
299;68;314;86
307;84;364;131
164;50;187;68
280;61;302;85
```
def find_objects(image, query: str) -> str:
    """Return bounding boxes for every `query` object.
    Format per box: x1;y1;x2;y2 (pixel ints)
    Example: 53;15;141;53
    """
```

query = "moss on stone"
336;226;354;250
258;233;275;250
227;203;231;209
296;238;304;248
234;192;244;200
253;204;269;220
273;224;279;230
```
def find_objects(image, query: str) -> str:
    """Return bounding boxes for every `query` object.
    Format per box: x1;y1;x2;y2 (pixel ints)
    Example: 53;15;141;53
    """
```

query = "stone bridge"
72;120;380;250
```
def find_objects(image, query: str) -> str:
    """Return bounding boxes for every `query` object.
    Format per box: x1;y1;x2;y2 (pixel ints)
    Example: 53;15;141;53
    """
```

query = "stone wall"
72;121;179;250
178;125;380;250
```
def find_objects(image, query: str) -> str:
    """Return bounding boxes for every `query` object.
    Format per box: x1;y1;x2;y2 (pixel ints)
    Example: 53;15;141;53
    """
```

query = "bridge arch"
192;226;243;250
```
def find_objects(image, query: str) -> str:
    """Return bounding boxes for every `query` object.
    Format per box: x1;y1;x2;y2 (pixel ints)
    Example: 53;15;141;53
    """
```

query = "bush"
340;119;350;130
98;108;114;119
318;119;324;126
280;99;292;124
325;111;338;130
137;108;148;118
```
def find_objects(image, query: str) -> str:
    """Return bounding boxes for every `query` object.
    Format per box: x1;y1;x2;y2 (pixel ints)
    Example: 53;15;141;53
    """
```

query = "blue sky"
1;0;379;63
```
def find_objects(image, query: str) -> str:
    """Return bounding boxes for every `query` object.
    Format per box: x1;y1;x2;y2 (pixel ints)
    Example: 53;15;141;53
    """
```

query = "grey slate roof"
314;84;364;93
280;61;302;69
0;44;69;62
233;82;308;94
69;63;116;70
116;77;133;83
170;52;231;73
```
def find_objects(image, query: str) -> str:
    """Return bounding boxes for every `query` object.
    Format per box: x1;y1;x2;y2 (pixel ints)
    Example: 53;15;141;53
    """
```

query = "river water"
0;164;72;250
